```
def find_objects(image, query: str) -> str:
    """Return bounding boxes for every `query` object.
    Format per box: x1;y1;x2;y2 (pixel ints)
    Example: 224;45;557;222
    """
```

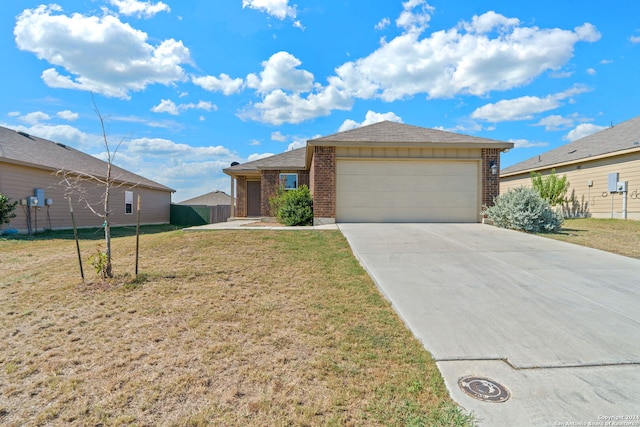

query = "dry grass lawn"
0;226;474;426
541;218;640;259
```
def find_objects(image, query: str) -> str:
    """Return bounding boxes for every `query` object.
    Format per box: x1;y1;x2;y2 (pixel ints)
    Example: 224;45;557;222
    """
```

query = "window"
279;173;298;190
125;191;133;215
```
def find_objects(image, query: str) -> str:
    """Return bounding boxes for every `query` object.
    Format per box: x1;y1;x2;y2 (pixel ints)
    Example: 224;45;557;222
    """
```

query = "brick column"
312;146;336;224
236;176;247;217
260;171;279;216
482;148;501;208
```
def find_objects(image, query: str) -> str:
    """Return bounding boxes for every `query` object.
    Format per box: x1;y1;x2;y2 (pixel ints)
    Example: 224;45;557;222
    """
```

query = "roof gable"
0;125;174;192
224;147;306;175
502;115;640;175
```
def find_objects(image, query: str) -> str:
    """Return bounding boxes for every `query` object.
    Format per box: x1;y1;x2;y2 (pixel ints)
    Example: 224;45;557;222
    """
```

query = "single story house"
0;125;174;234
224;121;513;224
501;115;640;220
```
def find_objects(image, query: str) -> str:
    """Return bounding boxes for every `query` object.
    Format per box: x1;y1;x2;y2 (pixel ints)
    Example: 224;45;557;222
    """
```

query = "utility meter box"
27;196;38;206
617;181;628;192
35;188;45;205
608;173;619;192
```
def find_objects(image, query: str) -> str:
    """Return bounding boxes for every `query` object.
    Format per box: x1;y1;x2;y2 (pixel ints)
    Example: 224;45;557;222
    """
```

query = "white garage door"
336;159;479;222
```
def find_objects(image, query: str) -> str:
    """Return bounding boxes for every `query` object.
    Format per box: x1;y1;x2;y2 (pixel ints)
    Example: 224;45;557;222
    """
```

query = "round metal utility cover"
458;376;510;403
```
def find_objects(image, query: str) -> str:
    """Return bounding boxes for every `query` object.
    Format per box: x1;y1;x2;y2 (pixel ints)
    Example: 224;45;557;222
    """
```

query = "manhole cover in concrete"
458;376;510;403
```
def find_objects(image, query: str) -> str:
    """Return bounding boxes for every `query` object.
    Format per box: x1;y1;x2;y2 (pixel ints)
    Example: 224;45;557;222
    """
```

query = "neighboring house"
174;190;231;224
224;121;513;224
176;190;231;206
501;115;640;220
0;125;174;233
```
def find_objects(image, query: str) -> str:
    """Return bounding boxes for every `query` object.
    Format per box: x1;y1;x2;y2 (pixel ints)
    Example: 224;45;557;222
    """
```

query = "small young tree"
0;193;18;225
58;100;125;278
530;169;569;206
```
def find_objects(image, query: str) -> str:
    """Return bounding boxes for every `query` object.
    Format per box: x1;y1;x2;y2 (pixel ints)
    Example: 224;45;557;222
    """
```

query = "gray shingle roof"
224;147;306;175
177;190;231;206
0;125;174;192
309;120;513;147
502;115;640;175
224;121;513;175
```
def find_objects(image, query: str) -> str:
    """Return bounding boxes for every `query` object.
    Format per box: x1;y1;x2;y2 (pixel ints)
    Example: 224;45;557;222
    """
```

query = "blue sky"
1;0;639;201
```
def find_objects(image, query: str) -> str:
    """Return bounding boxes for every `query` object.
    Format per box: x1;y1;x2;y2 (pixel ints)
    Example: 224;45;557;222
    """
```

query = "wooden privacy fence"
170;204;230;226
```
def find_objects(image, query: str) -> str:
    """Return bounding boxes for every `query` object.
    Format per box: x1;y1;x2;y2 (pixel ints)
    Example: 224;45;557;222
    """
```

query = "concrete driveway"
339;223;640;426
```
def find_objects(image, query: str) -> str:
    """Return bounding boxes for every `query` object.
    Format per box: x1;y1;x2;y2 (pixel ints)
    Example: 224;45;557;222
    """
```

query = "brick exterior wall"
236;176;247;217
260;171;279;216
312;146;336;219
260;170;310;216
482;148;501;208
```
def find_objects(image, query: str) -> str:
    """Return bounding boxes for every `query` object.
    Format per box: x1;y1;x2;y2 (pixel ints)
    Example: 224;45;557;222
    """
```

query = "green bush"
270;185;314;226
0;193;18;225
482;187;563;233
530;169;569;206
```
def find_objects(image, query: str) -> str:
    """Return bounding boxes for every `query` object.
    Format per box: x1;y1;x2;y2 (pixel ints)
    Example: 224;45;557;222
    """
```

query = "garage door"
336;159;479;222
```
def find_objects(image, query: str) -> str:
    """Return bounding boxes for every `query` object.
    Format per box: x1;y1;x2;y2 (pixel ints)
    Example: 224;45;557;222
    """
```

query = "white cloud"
242;0;300;27
509;138;549;148
631;35;640;43
375;18;390;30
8;111;21;117
332;13;600;102
249;139;261;146
246;51;315;94
192;73;244;95
533;115;575;131
271;131;287;142
151;99;180;115
19;111;51;125
471;85;590;122
57;110;79;121
586;68;596;75
338;110;403;132
563;123;608;142
108;0;170;18
247;152;274;162
287;138;306;151
240;85;352;125
15;5;191;99
151;99;216;115
238;8;599;125
396;0;434;33
600;59;613;64
127;137;231;157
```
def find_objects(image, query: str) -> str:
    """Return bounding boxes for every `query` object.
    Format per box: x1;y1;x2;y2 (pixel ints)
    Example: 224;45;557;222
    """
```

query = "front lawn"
0;228;475;426
541;218;640;259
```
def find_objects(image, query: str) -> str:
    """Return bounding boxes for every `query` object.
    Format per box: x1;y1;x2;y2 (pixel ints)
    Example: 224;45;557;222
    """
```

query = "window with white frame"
125;191;133;214
279;173;298;190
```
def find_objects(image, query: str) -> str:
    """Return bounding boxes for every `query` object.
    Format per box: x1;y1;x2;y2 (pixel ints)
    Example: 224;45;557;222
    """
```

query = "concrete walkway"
339;223;640;426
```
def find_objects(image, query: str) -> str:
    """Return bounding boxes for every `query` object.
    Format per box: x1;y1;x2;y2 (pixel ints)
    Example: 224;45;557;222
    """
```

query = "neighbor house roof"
177;190;231;206
308;121;513;148
0;125;174;192
502;115;640;176
223;147;306;176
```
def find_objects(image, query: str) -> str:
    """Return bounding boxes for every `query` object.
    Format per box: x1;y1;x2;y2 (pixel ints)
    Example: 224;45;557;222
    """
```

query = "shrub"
271;185;314;226
482;187;563;233
0;193;18;225
530;169;569;206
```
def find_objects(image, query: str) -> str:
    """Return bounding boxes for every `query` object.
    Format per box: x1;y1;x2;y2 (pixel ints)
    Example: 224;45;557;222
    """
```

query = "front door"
247;181;261;217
